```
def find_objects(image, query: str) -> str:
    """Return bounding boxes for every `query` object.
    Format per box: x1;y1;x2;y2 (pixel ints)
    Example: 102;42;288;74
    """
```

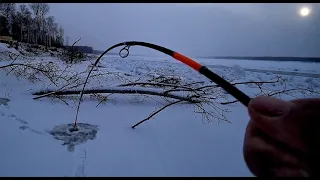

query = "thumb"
249;96;291;118
248;96;291;136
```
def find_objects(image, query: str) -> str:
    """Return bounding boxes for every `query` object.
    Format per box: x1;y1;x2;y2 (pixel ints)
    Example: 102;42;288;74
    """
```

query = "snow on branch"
32;86;201;103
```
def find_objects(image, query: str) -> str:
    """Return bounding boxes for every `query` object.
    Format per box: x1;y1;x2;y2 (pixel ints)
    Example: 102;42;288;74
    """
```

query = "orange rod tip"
173;52;202;71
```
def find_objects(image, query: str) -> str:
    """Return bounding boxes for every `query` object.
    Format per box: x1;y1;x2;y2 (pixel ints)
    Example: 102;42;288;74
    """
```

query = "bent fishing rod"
74;41;251;127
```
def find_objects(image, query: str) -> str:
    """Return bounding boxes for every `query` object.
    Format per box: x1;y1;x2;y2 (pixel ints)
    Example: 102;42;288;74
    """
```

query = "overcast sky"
47;3;320;57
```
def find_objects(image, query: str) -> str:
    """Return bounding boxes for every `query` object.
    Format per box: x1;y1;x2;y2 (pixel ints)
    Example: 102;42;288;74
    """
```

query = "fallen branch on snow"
32;87;201;103
29;72;306;128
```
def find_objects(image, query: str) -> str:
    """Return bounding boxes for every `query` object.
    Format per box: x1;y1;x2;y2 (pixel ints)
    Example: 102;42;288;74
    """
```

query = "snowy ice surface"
0;43;20;54
113;54;320;74
0;44;319;176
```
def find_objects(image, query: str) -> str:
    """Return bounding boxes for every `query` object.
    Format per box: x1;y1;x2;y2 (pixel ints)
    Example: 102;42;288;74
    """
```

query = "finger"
290;98;320;174
249;96;313;152
247;96;291;141
244;120;306;177
290;98;320;108
290;98;320;133
249;96;291;117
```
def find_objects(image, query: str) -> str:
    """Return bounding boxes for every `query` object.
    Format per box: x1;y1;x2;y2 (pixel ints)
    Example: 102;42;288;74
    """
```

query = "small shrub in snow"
58;49;85;64
149;75;183;85
304;77;319;89
279;77;288;86
305;77;313;84
232;65;246;78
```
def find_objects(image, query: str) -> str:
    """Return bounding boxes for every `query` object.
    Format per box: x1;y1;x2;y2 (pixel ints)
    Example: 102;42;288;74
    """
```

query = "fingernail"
249;96;290;117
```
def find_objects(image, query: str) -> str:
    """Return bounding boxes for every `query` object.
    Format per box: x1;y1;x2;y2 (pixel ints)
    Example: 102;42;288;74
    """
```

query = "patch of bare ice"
48;123;99;152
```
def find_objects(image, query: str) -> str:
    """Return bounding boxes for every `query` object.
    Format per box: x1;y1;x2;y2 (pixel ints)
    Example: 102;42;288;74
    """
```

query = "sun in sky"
299;7;311;17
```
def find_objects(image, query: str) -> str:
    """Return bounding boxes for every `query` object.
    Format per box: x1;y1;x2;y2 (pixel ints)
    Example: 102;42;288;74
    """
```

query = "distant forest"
0;3;65;47
200;56;320;63
0;3;103;54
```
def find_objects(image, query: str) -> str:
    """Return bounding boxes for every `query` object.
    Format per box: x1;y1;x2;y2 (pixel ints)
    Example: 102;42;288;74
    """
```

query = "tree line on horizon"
0;3;64;48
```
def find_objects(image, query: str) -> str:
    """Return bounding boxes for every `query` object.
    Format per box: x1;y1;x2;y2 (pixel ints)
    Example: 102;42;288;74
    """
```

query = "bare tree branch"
268;88;319;97
220;88;319;105
32;87;201;103
220;100;238;105
132;100;184;129
96;93;114;107
1;62;59;87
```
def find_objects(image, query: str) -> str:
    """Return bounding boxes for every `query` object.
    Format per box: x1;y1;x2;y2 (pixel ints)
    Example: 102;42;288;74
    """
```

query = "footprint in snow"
0;99;43;135
0;98;10;106
7;114;28;125
19;126;28;130
19;126;43;135
73;150;87;177
16;118;28;125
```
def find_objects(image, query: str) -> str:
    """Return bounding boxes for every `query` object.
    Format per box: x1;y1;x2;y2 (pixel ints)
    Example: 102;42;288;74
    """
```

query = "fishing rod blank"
74;41;251;128
117;41;251;107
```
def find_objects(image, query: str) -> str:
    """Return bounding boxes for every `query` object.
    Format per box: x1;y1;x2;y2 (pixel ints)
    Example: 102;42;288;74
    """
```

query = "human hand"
243;96;320;177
